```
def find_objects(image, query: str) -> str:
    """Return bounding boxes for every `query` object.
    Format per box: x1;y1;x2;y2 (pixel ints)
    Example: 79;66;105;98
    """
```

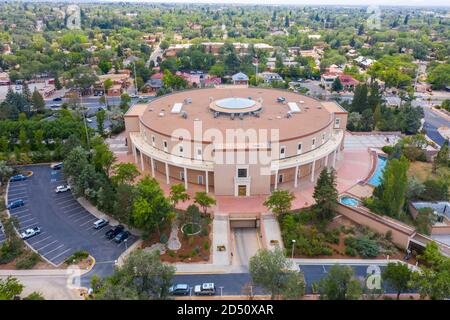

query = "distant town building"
231;72;249;85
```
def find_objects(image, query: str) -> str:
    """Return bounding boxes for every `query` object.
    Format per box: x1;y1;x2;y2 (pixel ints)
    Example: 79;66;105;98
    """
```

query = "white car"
193;283;216;296
21;227;41;240
55;185;71;193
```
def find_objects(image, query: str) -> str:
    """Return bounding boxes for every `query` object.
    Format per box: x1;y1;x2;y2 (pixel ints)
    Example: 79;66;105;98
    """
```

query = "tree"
0;160;13;185
111;162;140;185
63;146;90;179
263;189;295;216
170;183;190;207
96;109;106;135
23;292;45;300
0;276;24;300
331;77;343;92
313;168;338;224
318;265;362;300
194;191;216;216
376;156;409;217
382;262;412;300
351;84;369;113
98;60;112;74
92;140;116;176
428;64;450;90
92;250;175;300
249;248;305;299
433;140;449;172
31;88;45;112
132;177;173;235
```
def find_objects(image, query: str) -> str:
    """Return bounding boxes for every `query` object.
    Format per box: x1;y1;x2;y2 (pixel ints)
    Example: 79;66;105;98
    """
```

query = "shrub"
385;230;393;241
160;234;168;244
167;250;175;257
65;250;89;264
203;241;210;251
355;236;379;258
382;145;394;155
16;252;40;269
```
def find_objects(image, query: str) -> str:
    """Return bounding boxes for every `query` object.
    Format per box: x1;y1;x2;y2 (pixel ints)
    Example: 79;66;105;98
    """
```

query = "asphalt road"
422;106;448;146
7;165;136;280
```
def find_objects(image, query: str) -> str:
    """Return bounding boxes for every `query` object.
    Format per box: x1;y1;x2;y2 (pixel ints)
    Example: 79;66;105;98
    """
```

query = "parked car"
114;230;130;243
93;219;109;230
55;185;70;193
53;97;62;101
105;225;124;239
52;163;63;170
169;284;190;296
276;97;286;103
7;199;24;209
194;283;216;296
21;227;41;240
9;174;27;182
86;118;93;123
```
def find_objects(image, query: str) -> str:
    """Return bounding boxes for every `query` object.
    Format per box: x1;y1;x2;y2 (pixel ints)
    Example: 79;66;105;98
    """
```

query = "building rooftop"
128;87;344;143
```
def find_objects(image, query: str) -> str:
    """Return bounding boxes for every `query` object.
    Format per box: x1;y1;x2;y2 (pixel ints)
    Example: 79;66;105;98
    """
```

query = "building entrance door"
238;185;247;196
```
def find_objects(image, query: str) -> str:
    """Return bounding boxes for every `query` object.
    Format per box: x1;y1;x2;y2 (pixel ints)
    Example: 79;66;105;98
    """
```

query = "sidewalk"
174;263;248;274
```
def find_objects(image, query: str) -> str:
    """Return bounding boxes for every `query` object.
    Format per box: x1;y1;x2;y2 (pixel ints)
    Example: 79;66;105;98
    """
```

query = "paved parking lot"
344;134;400;150
7;165;137;268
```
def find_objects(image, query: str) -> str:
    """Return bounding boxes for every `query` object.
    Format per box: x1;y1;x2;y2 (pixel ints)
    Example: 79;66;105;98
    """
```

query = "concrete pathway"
167;222;181;251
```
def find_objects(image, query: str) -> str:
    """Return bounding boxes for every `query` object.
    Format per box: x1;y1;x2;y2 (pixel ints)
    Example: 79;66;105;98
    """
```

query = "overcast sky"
106;0;449;7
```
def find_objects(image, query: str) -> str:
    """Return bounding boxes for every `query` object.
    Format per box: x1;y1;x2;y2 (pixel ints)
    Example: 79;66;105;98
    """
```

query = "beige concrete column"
325;153;329;168
165;162;170;184
333;148;338;168
310;160;316;182
132;144;137;163
150;157;155;178
274;170;279;190
294;165;299;188
184;167;188;190
139;151;144;171
205;170;209;193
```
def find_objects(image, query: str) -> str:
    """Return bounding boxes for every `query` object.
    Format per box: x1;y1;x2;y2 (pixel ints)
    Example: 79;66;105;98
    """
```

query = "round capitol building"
125;86;348;197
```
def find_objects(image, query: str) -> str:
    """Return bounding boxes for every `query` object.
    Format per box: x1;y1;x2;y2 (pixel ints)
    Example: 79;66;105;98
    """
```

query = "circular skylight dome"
215;97;255;110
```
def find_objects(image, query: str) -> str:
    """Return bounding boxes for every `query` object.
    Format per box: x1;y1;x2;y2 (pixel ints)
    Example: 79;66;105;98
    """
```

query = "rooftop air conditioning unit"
159;112;164;117
230;113;235;120
239;113;244;120
181;111;188;119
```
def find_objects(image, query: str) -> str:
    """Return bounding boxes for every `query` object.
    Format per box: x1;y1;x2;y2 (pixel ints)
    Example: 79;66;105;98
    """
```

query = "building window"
334;118;340;128
237;168;248;178
198;175;203;185
311;138;316;150
144;131;147;142
180;171;185;181
163;140;168;152
297;143;302;155
322;133;326;144
278;174;283;183
195;147;202;160
151;135;155;147
179;145;183;154
280;146;286;159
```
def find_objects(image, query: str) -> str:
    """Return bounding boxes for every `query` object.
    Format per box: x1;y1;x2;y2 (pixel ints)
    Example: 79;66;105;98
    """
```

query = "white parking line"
42;244;64;256
35;240;58;251
53;193;73;199
49;248;72;262
8;191;28;196
64;207;83;214
12;213;33;219
19;222;38;230
67;211;86;219
8;185;28;190
73;214;92;223
55;198;75;205
51;179;66;184
19;217;35;224
29;235;52;246
9;208;30;215
79;217;97;227
9;195;29;200
60;202;79;210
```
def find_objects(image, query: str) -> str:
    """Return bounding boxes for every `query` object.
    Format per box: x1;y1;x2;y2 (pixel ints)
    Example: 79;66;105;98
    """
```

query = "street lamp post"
291;239;296;259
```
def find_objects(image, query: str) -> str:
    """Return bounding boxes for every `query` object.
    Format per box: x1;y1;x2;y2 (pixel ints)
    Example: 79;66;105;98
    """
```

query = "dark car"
169;284;190;296
105;225;124;239
114;230;130;243
7;199;24;209
52;163;63;170
53;97;62;101
9;174;27;182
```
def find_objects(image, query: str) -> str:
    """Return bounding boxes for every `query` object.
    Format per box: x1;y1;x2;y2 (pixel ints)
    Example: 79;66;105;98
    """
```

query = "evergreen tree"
351;84;369;113
331;77;343;92
313;168;338;224
22;83;31;102
31;88;45;112
367;81;382;112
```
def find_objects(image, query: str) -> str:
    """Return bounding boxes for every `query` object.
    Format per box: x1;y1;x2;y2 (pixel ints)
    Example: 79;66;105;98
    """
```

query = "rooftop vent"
181;111;188;119
239;113;244;120
231;113;235;120
214;112;219;118
184;98;192;104
286;111;292;118
159;112;165;117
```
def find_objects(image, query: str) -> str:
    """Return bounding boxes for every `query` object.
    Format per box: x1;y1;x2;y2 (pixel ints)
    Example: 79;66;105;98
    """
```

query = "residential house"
231;72;249;85
95;72;131;96
123;55;140;67
259;72;284;84
142;73;164;93
354;56;375;69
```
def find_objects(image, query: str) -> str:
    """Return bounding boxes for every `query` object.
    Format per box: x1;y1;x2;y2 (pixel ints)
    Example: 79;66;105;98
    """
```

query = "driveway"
6;165;136;278
231;228;261;267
